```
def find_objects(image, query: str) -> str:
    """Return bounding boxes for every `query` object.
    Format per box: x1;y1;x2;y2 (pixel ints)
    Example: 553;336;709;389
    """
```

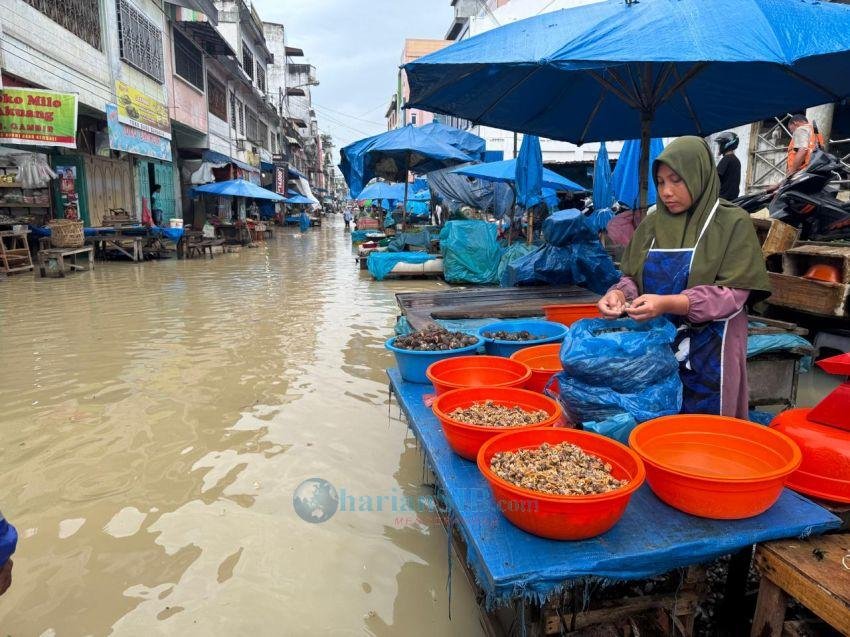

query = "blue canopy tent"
452;159;584;192
356;181;406;202
593;141;615;210
339;123;482;223
194;179;286;201
418;121;487;161
404;0;850;208
611;138;665;210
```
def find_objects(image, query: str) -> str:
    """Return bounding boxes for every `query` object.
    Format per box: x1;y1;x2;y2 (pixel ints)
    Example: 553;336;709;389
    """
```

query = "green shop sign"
0;88;78;148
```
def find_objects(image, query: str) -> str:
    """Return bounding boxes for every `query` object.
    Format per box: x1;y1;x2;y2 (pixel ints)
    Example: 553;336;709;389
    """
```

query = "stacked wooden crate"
768;244;850;317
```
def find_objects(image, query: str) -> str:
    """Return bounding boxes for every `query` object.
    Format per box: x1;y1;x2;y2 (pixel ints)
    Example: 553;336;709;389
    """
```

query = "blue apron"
642;201;737;415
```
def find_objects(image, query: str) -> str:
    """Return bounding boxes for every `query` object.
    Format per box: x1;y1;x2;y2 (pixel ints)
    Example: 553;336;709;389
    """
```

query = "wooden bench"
751;533;850;636
184;230;224;259
38;245;94;278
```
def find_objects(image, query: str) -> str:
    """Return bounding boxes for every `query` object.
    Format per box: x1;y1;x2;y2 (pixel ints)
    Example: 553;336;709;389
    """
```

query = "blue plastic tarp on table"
388;368;840;607
367;252;437;281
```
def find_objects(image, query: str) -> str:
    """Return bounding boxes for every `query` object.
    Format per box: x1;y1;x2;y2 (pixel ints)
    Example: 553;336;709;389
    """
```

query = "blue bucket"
477;320;568;358
386;336;481;384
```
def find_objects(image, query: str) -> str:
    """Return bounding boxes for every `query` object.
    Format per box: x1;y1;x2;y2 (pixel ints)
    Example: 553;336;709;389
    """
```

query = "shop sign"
106;103;172;161
0;88;77;148
275;166;287;194
115;80;171;140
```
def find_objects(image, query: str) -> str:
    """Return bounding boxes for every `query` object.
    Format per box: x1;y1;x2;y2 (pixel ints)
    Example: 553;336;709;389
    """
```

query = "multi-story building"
386;39;451;131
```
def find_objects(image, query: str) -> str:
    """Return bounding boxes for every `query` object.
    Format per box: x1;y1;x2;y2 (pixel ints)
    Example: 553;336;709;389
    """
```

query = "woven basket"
48;220;84;248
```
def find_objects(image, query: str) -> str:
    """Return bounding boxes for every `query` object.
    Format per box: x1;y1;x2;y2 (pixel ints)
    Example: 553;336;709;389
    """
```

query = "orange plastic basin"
426;355;532;396
477;428;645;540
629;415;801;519
542;303;601;326
509;344;562;394
432;387;562;461
770;408;850;504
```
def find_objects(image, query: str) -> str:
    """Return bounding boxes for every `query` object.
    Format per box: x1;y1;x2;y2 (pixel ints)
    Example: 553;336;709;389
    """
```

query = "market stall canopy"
409;189;431;202
282;194;319;205
339;123;480;199
404;0;850;207
593;141;615;210
357;181;406;201
194;179;286;201
451;159;584;192
417;121;487;161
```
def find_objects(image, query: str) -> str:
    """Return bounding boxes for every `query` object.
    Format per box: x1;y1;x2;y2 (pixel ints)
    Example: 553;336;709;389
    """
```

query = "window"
246;109;259;143
238;102;245;136
230;91;237;130
208;75;227;121
23;0;101;50
411;113;417;126
256;65;266;94
258;120;269;149
117;0;164;82
174;29;203;90
242;42;254;80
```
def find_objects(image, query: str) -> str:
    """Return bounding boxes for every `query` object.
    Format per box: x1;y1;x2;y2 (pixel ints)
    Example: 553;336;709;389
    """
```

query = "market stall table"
387;369;840;633
38;245;93;278
86;233;143;262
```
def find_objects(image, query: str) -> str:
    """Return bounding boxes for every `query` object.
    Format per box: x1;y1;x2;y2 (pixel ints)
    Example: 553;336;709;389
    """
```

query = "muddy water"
0;221;485;636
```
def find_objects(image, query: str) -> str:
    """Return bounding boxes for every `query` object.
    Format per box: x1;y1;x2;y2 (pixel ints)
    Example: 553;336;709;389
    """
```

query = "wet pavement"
0;219;484;636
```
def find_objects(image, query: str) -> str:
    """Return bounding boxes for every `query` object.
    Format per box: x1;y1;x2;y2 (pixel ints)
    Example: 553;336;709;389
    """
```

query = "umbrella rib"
587;70;640;109
649;63;676;106
655;62;708;107
780;65;841;102
578;90;606;145
671;67;704;136
474;65;546;124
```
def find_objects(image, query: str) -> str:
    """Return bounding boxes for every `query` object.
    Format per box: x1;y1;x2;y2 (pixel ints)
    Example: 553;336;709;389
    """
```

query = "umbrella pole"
638;113;652;211
527;207;532;245
402;155;410;231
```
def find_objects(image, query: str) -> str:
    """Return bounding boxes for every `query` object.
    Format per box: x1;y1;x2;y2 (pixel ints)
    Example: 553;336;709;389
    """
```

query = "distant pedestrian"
151;184;163;226
432;202;443;226
343;208;353;230
715;132;741;200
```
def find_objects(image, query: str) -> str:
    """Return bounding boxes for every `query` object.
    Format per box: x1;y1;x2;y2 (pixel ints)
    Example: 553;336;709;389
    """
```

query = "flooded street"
0;220;484;636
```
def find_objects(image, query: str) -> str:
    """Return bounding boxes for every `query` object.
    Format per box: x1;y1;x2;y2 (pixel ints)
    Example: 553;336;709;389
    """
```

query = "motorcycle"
734;150;850;241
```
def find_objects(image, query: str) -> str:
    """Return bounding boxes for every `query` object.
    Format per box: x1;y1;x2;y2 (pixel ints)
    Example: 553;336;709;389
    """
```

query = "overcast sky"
253;0;455;161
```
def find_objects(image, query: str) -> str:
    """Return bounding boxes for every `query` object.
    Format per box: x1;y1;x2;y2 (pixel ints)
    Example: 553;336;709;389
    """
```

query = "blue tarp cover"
453;159;584;192
612;138;665;209
593;141;615;209
404;0;850;143
367;252;437;281
389;368;840;607
440;220;503;284
516;134;543;208
356;181;406;201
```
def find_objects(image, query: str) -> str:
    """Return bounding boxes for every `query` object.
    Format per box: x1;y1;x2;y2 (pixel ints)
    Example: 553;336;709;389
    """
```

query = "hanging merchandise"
14;153;57;188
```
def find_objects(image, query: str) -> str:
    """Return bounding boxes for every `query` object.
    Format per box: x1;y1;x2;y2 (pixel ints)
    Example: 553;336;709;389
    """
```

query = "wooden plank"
751;577;789;637
754;535;850;635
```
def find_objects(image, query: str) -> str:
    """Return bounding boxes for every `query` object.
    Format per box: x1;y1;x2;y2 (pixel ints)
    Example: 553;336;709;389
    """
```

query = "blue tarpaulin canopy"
593;141;615;210
339;123;482;199
409;189;431;202
282;193;318;205
194;179;286;201
405;0;850;207
452;159;584;192
611;138;665;210
418;121;486;160
356;181;406;201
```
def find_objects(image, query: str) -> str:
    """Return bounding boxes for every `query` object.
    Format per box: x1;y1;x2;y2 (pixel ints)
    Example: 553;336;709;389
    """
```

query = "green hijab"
620;136;771;302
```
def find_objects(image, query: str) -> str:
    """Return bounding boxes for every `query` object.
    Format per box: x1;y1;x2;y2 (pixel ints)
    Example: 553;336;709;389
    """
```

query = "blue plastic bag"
497;242;537;285
583;413;638;445
556;317;682;424
440;220;503;284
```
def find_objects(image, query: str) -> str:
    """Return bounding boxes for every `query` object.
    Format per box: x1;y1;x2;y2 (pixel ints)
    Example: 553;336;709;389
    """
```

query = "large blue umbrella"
515;134;543;209
418;121;486;160
356;181;406;201
339;124;480;199
282;194;318;205
593;141;615;210
452;159;584;192
611;138;665;210
194;179;286;201
405;0;850;207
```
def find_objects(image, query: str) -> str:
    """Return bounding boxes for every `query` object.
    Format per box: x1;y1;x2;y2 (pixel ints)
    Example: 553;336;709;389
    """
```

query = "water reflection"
0;221;482;636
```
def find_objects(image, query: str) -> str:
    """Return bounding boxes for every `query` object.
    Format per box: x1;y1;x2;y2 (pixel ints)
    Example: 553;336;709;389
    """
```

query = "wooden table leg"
750;577;788;637
38;255;46;278
57;253;65;278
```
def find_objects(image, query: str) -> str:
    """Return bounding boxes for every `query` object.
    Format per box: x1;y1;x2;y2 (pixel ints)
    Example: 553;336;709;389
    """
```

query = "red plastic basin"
629;415;802;519
542;303;601;327
509;344;562;394
477;428;645;540
432;387;562;461
426;355;532;396
770;408;850;504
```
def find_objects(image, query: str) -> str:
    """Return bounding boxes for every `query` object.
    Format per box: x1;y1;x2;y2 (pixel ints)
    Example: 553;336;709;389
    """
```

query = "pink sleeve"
682;286;750;323
608;276;639;302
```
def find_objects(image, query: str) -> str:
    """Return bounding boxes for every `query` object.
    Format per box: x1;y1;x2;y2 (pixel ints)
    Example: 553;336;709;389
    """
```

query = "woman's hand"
598;289;627;319
626;294;690;322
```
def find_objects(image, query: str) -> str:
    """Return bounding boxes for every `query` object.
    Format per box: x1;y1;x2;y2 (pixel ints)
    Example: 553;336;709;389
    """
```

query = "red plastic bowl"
542;303;601;326
426;355;532;396
432;387;562;461
509;344;562;394
770;408;850;504
629;415;802;519
477;428;645;540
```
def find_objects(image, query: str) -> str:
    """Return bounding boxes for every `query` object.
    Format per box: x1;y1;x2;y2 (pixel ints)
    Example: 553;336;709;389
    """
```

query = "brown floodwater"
0;220;485;636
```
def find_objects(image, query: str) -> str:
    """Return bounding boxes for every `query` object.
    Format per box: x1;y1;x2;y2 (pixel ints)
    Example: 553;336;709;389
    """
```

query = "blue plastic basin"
386;336;481;384
477;320;568;358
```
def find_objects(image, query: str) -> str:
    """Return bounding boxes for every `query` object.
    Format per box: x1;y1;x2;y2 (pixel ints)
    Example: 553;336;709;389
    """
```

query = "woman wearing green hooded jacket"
598;137;771;419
